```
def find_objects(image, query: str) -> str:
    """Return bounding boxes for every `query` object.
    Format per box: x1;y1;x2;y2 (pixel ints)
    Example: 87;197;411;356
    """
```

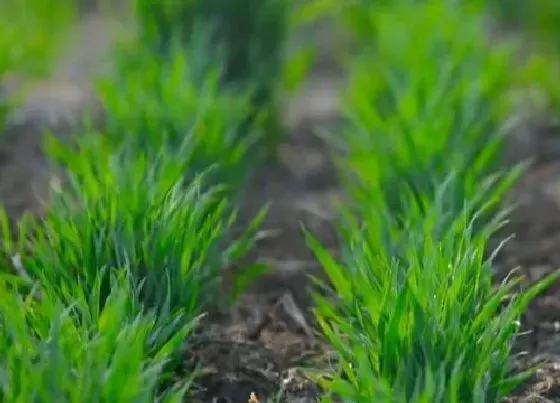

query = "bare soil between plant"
2;9;560;403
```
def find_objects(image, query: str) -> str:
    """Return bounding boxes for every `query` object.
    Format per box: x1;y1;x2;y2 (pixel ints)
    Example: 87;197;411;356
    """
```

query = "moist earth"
2;7;560;403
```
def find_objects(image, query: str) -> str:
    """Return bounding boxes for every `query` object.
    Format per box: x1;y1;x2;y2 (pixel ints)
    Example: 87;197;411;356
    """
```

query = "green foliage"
135;0;287;84
0;131;265;397
308;1;560;402
486;0;560;114
0;271;195;402
0;0;76;131
2;133;264;320
131;0;291;156
0;0;76;76
337;0;514;224
308;177;559;402
489;0;560;54
511;51;560;115
98;42;259;191
1;0;553;401
0;3;270;397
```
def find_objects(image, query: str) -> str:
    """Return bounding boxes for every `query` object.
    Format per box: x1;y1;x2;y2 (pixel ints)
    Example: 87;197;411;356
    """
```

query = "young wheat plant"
132;0;291;157
308;1;560;401
0;269;195;402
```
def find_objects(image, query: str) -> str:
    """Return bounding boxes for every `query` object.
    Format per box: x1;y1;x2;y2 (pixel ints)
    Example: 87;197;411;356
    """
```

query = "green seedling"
0;269;196;402
131;0;292;158
307;1;558;401
335;0;515;226
0;1;271;399
98;40;260;193
1;132;265;325
308;176;559;403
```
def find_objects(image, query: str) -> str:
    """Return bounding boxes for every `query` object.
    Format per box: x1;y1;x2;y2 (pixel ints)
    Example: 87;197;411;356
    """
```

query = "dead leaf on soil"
276;292;314;339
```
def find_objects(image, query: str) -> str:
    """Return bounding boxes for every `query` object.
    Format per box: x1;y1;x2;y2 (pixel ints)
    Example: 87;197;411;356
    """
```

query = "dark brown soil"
499;159;560;403
2;6;560;403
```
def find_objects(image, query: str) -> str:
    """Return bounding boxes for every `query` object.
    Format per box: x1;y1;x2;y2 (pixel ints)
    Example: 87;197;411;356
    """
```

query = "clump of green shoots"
0;6;269;397
0;130;265;397
3;132;265;323
0;270;195;402
308;178;559;402
131;0;291;158
337;0;515;225
308;1;560;401
97;40;260;193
